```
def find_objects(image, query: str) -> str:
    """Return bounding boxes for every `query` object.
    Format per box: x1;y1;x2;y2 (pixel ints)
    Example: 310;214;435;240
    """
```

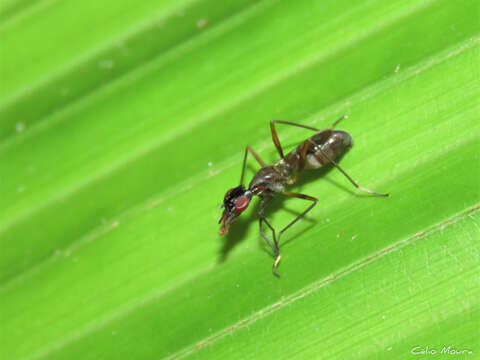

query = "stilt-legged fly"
218;116;389;277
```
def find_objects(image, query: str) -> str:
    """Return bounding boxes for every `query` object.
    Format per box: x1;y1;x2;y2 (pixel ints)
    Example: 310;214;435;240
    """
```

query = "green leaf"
1;0;479;359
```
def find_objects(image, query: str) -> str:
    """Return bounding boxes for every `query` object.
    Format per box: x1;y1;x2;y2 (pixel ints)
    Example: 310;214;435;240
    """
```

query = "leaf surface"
0;0;479;359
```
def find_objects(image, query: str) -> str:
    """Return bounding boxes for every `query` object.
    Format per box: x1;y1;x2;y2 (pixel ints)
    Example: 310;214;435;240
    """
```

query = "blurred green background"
0;0;479;359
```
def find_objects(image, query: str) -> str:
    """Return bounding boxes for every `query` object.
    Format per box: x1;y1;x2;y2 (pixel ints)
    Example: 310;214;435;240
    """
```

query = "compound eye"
234;196;250;212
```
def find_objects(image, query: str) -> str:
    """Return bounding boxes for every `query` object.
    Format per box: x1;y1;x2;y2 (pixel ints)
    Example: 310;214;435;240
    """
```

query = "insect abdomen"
304;130;353;169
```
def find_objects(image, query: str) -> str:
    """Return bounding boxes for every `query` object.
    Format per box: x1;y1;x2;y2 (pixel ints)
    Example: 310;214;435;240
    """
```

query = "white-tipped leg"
273;255;282;278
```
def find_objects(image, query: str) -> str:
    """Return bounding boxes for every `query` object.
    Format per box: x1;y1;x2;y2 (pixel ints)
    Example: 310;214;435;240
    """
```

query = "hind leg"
269;115;345;159
311;141;389;197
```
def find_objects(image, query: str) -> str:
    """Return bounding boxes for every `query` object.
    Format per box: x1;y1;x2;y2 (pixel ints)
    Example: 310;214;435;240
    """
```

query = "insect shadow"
218;162;340;263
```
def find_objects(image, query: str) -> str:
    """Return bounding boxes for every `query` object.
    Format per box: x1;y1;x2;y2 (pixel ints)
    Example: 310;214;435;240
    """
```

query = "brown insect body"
218;117;388;277
249;129;353;197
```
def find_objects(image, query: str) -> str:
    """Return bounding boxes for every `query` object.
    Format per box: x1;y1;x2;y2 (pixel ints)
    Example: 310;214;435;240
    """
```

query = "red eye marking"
234;196;250;212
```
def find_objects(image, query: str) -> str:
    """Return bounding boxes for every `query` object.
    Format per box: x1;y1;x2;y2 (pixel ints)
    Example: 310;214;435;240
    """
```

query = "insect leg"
327;114;347;130
240;145;266;185
262;191;318;276
259;216;281;277
290;139;310;185
271;114;346;136
316;147;389;197
270;120;318;160
278;191;318;241
271;120;320;132
258;197;281;277
270;115;346;159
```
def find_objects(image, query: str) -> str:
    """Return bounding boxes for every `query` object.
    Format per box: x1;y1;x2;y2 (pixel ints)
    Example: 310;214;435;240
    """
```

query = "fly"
218;116;389;277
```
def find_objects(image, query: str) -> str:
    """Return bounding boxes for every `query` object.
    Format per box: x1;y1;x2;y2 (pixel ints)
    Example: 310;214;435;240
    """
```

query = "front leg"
240;145;266;185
